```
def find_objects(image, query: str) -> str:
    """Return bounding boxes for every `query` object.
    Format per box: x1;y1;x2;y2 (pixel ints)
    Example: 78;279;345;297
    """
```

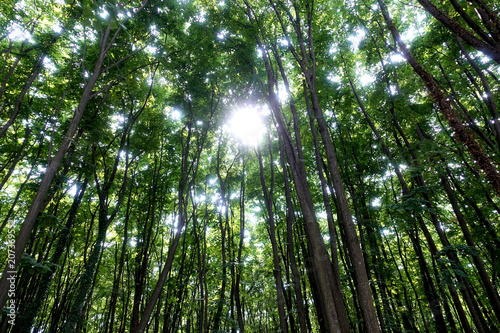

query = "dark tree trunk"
378;0;500;196
257;142;288;333
0;24;113;309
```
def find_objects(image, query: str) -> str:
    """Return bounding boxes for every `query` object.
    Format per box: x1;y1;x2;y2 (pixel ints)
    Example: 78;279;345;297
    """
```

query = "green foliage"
1;0;500;332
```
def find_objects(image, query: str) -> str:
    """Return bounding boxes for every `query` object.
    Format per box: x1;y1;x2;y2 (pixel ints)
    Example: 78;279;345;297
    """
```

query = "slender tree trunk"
132;106;212;333
456;37;500;147
302;80;350;331
18;177;88;333
279;1;380;326
278;135;308;333
257;143;288;333
107;179;135;333
342;64;450;330
235;161;246;333
0;24;113;309
0;56;44;139
131;157;160;330
378;0;500;196
415;0;500;63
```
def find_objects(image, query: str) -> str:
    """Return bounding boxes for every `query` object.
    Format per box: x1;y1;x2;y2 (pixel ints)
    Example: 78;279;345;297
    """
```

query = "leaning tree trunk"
131;105;212;333
378;0;500;196
257;143;289;333
0;23;113;310
268;1;382;329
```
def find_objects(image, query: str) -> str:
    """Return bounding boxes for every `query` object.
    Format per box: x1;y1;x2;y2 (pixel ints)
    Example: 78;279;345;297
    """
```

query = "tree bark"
378;0;500;196
0;24;113;310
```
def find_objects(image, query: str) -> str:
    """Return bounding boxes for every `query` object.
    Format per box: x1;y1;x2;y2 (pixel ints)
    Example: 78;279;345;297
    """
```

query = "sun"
228;106;266;146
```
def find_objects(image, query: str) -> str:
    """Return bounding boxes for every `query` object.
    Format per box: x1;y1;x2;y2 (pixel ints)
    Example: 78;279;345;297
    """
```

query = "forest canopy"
0;0;499;332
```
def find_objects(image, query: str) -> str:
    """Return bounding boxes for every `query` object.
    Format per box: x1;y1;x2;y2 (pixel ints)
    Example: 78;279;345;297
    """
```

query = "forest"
0;0;499;331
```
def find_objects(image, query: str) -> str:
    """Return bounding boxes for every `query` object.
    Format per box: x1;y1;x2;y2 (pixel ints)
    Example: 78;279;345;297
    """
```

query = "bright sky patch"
228;106;266;146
